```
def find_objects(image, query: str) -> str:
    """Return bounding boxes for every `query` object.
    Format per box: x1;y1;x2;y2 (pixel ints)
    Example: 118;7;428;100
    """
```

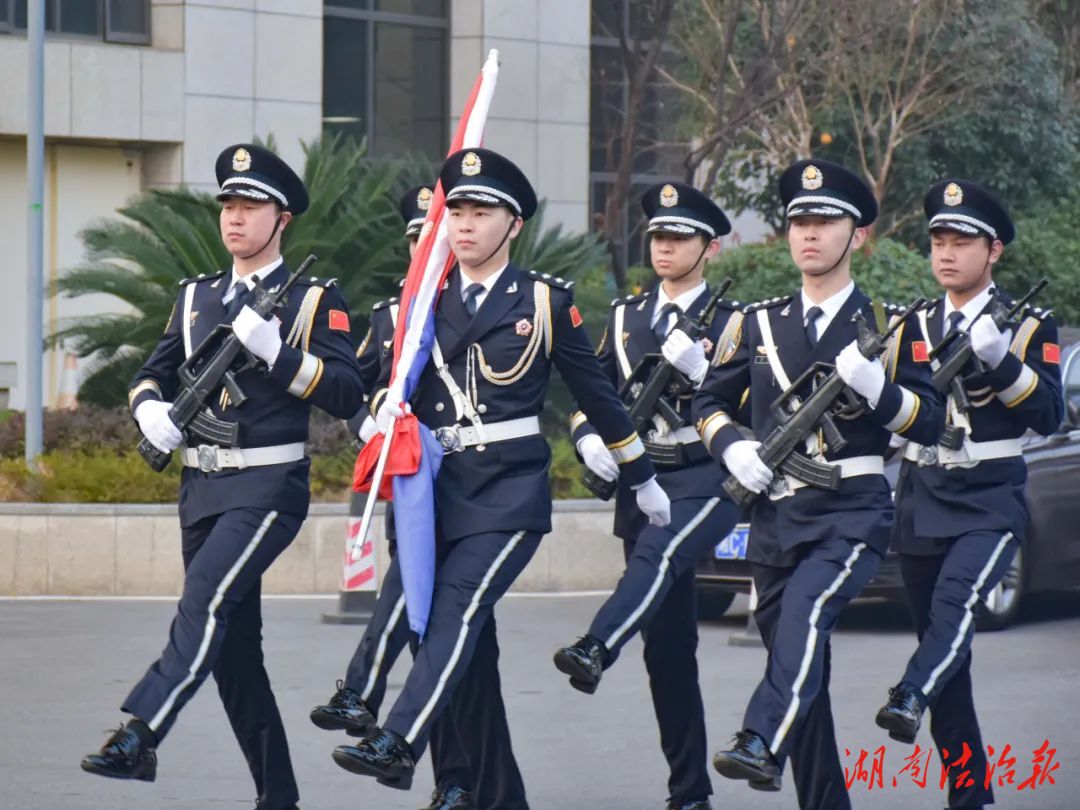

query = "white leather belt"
644;426;702;446
903;438;1022;468
433;416;540;453
181;442;305;472
771;454;884;500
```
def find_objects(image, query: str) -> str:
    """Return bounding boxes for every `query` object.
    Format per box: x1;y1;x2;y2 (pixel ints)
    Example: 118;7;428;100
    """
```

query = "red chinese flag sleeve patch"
329;309;350;332
1044;343;1061;364
569;305;583;328
911;341;929;363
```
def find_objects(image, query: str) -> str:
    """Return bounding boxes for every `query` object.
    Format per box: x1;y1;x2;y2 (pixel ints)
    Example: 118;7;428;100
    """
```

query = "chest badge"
515;318;533;337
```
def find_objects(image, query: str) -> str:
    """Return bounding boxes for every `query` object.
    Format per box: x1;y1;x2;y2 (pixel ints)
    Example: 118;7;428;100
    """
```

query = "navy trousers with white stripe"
123;507;302;810
898;531;1017;809
744;536;880;804
342;555;473;796
382;531;540;786
587;495;738;805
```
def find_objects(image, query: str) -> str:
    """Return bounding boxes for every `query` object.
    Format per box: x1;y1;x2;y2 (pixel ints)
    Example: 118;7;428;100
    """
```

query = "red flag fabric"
352;414;423;498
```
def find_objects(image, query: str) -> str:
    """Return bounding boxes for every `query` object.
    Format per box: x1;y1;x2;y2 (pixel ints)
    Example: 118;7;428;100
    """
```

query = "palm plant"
51;137;609;408
50;136;430;406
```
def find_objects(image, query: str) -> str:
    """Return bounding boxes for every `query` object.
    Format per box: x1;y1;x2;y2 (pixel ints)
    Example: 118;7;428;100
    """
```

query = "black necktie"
804;306;824;348
226;283;254;319
653;303;680;344
463;283;485;316
946;310;964;338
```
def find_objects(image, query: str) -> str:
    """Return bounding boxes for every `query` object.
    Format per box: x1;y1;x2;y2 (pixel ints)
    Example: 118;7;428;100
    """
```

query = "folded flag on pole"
352;50;502;636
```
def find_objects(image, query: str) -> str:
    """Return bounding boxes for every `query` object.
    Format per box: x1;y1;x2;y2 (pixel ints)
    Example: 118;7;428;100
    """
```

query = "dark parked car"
696;329;1080;631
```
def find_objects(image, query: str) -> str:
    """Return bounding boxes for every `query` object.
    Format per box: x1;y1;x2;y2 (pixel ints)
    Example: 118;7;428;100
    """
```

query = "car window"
1064;345;1080;401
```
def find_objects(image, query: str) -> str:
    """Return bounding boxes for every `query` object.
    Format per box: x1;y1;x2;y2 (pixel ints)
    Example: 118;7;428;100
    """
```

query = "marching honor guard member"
313;183;478;810
80;144;365;810
875;180;1062;810
692;159;943;808
553;182;741;810
330;147;670;809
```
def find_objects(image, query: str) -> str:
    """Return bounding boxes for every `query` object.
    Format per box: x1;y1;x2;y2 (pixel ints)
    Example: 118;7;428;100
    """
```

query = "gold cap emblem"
462;152;482;176
232;147;252;172
659;184;679;208
944;182;963;207
801;165;823;190
417;187;433;211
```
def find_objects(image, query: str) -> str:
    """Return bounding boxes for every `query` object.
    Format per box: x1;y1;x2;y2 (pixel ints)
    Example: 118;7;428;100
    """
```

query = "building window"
323;1;449;160
0;0;150;44
590;0;684;270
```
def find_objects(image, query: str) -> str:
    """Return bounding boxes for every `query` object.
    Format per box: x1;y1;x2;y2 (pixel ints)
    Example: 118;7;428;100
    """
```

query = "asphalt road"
2;592;1078;809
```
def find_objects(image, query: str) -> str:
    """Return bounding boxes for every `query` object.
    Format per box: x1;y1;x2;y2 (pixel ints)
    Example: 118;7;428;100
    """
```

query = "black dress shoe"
712;730;781;791
419;784;473;810
310;679;377;736
332;728;416;790
553;635;607;694
80;722;157;782
875;683;925;744
666;801;711;809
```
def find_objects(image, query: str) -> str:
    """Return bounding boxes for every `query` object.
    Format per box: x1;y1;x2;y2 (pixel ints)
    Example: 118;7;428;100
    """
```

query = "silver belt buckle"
196;444;221;472
767;474;793;501
434;426;462;453
918;445;939;467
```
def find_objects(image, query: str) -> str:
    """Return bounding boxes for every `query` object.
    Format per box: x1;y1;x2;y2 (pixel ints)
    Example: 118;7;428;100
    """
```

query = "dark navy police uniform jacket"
369;263;656;542
129;262;365;526
894;294;1062;552
692;286;944;565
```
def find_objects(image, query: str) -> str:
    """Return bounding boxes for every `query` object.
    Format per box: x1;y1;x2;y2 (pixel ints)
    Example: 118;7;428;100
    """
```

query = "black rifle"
722;296;927;509
931;277;1048;450
137;254;318;472
582;278;735;501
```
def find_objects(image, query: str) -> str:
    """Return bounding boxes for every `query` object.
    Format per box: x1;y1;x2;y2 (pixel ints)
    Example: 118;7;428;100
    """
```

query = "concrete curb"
0;499;622;596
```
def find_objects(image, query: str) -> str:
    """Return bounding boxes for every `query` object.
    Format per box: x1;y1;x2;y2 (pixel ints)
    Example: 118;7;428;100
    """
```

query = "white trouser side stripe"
920;532;1013;696
604;498;720;650
148;510;278;732
360;594;408;702
405;531;526;745
770;542;866;755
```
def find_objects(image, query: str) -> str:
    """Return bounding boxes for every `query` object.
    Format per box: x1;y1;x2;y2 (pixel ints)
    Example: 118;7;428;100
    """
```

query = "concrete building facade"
0;1;763;411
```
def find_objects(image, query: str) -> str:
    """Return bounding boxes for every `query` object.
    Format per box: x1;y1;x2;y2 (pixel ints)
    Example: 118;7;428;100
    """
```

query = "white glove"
721;440;773;493
374;398;411;434
970;314;1012;369
358;415;378;444
134;399;182;454
661;329;709;384
836;340;886;408
232;305;283;367
632;476;671;527
577;433;619;482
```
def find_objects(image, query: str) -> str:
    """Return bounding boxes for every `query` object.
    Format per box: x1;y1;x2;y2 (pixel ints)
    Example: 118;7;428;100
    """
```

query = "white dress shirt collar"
223;256;284;303
801;280;855;340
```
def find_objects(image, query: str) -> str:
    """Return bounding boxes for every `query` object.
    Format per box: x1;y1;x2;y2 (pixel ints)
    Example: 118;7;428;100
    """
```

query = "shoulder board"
372;297;399;311
297;276;338;288
178;270;227;286
611;292;648;308
743;295;793;313
525;270;574;290
1023;305;1051;322
715;298;740;310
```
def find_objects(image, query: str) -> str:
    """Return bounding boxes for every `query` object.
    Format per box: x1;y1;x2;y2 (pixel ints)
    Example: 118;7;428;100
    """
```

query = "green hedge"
0;406;590;503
